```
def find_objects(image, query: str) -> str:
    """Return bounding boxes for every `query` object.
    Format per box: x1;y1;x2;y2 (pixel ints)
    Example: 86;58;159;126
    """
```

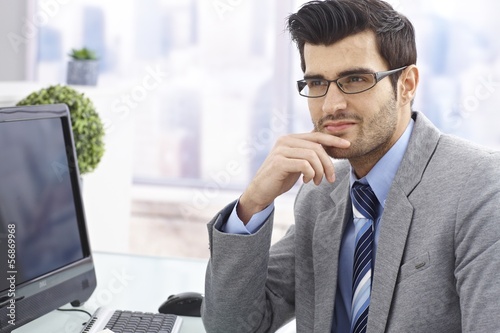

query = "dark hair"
287;0;416;90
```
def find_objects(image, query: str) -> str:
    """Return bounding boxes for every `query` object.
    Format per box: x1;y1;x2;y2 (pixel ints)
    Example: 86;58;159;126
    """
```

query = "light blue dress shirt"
222;119;415;333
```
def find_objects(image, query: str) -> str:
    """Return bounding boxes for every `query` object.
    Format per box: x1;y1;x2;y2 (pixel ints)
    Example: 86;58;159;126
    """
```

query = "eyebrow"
303;67;375;80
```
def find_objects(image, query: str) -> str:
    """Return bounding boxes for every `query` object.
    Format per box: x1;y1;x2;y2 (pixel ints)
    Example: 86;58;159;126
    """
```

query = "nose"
321;82;347;114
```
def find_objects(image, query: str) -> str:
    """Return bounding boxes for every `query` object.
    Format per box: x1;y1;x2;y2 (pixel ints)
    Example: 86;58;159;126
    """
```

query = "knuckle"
270;154;286;166
275;135;289;146
313;142;324;152
300;160;312;171
298;159;308;168
304;149;317;160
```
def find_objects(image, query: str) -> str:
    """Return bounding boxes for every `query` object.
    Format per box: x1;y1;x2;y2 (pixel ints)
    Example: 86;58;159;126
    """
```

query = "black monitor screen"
0;117;84;293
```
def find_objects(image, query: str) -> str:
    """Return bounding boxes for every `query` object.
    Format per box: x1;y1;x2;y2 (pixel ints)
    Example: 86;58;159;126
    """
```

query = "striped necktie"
350;182;379;333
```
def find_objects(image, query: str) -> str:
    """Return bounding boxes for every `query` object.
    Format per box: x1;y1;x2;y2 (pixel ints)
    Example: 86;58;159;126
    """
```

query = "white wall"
0;0;36;80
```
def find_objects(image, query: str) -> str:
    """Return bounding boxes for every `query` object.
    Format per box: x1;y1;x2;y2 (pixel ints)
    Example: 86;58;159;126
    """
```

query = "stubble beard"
314;97;399;163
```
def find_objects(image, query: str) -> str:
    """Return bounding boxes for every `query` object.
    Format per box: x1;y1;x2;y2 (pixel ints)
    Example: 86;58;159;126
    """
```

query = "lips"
323;121;357;133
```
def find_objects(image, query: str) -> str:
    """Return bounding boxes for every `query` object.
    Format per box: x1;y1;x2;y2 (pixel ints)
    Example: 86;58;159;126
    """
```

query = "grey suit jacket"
202;111;500;333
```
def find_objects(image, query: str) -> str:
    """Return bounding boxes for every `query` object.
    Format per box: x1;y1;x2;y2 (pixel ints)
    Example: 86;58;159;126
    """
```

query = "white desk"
13;252;208;333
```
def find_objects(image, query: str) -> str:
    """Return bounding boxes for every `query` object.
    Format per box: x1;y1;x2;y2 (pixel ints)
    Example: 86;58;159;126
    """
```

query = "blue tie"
350;182;379;333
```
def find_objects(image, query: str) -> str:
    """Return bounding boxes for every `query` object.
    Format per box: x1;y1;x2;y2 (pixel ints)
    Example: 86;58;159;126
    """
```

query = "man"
202;1;500;332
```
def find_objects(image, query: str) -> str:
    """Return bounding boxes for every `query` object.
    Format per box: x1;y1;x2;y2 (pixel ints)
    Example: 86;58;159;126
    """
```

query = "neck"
349;142;392;179
350;111;412;178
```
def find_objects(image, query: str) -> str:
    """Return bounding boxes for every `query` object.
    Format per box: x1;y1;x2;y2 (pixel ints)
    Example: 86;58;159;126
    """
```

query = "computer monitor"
0;104;97;332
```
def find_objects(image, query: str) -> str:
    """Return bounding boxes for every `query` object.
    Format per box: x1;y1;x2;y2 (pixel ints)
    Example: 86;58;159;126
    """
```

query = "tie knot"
352;182;379;221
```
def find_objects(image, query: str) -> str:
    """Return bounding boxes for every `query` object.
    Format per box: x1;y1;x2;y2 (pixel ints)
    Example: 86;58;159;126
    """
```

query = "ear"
398;65;419;106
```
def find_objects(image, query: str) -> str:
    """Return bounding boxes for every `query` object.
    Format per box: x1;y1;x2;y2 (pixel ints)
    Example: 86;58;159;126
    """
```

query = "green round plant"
16;85;105;174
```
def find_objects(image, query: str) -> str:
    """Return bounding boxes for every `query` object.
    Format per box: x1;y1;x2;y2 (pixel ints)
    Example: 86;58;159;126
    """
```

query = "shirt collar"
350;118;414;207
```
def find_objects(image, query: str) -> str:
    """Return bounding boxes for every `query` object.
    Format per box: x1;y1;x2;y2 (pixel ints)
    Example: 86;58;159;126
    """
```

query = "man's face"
304;30;409;164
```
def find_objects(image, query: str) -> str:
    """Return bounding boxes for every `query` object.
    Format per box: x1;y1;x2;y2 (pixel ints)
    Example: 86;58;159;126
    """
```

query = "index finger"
292;131;351;148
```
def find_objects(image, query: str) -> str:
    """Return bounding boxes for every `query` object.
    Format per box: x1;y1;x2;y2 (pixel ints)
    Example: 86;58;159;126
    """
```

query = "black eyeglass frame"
297;65;408;98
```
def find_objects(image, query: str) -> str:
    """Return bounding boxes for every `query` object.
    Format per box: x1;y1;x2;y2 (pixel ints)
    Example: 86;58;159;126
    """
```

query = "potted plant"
66;47;99;86
16;85;105;175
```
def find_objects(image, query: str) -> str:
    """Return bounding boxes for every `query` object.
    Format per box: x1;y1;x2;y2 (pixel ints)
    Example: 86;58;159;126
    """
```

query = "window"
34;0;500;258
36;0;500;190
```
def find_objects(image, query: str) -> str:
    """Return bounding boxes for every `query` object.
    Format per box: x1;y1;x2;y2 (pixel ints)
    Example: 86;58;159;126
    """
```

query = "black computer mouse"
158;292;203;317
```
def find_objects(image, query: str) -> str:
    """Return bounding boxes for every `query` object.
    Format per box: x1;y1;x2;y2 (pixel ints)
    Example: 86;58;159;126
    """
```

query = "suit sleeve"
202;201;296;333
454;151;500;332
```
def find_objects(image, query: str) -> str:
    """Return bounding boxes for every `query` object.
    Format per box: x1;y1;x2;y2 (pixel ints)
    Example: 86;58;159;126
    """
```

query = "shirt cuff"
222;200;274;235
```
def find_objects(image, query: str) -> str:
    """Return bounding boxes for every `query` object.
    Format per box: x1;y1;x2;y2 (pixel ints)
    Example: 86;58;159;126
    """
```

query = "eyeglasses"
296;66;408;98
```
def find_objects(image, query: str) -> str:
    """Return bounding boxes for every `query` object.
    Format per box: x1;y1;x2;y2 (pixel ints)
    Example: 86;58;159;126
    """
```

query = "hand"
237;132;350;223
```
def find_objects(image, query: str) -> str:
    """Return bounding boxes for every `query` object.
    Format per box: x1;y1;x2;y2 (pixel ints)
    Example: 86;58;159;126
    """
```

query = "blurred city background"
1;0;500;260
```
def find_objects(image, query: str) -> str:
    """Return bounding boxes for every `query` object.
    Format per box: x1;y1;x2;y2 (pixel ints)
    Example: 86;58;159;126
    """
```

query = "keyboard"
80;308;182;333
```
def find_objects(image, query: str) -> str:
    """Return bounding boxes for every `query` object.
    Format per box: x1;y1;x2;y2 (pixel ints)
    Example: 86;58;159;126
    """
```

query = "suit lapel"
312;174;351;332
367;186;413;331
367;112;442;332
